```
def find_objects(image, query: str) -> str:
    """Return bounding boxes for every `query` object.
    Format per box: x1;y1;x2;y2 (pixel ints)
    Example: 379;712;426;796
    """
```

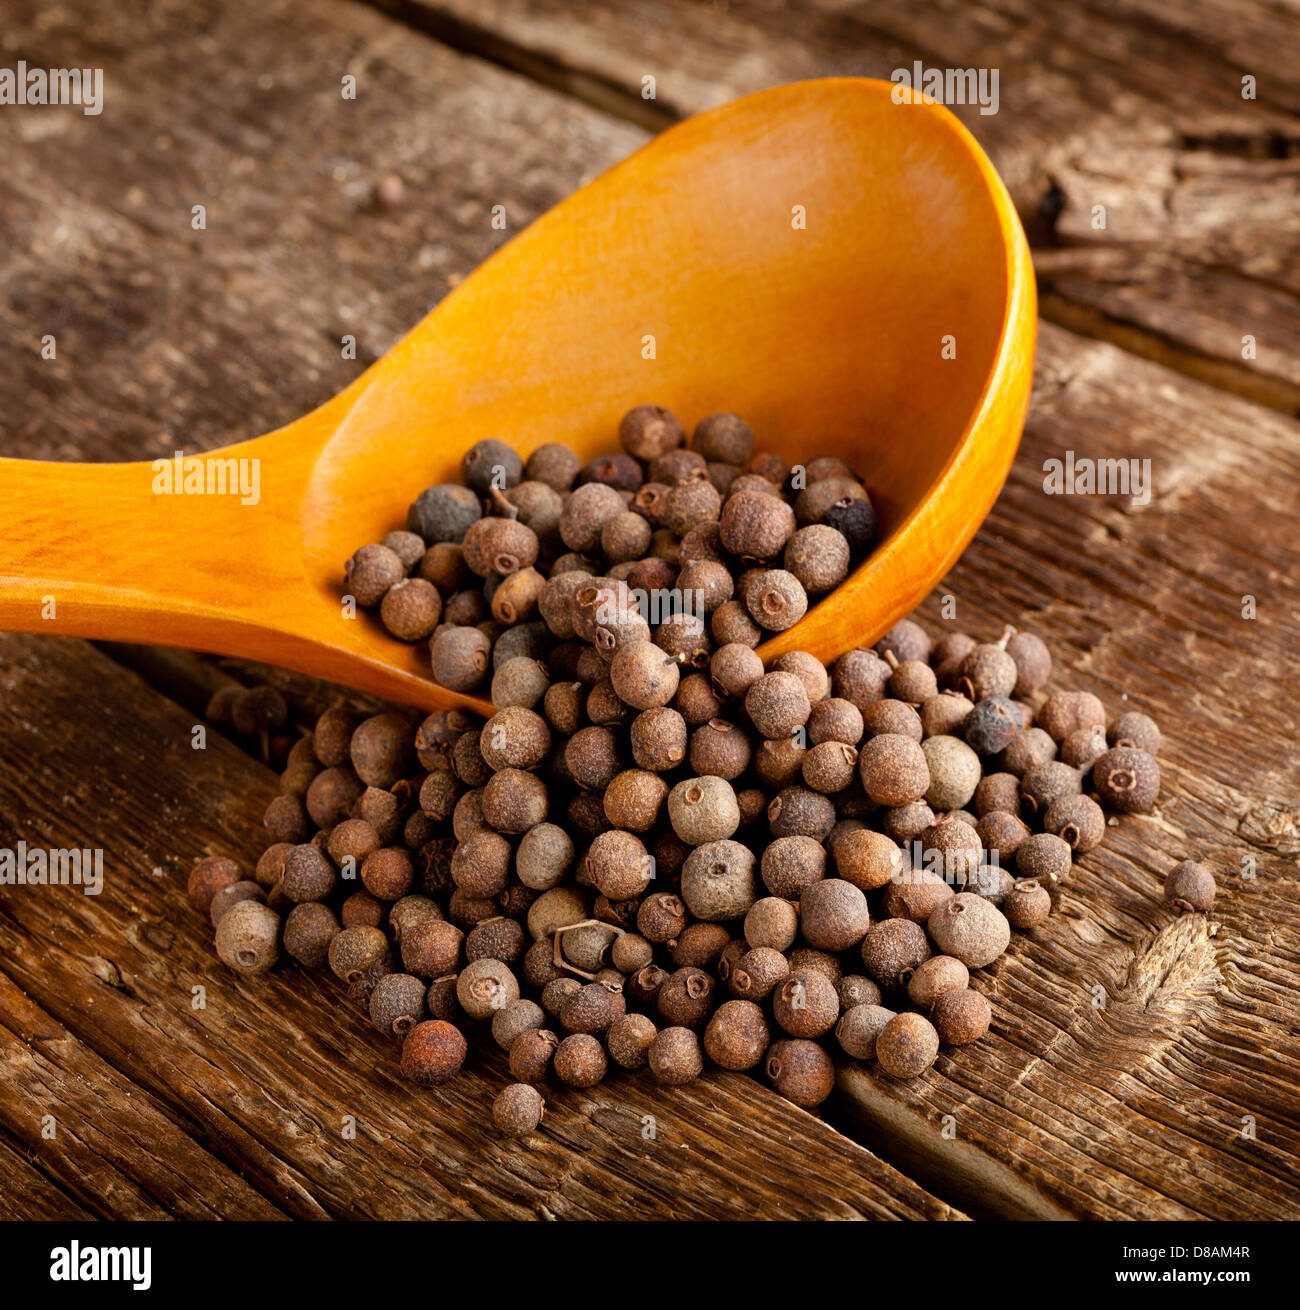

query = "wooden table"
1;0;1297;1221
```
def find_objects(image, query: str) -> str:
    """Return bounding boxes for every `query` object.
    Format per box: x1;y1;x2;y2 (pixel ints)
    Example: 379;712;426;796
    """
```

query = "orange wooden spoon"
0;79;1034;718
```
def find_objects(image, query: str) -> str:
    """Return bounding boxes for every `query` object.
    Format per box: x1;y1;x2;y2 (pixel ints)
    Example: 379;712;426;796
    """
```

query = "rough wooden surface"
373;0;1300;412
0;637;960;1221
2;0;1299;1220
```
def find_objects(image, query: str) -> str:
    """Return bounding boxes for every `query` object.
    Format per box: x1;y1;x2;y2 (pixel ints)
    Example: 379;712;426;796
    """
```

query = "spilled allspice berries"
189;406;1211;1132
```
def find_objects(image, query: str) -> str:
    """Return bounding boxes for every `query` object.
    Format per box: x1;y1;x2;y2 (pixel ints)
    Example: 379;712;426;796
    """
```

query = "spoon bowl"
0;78;1034;717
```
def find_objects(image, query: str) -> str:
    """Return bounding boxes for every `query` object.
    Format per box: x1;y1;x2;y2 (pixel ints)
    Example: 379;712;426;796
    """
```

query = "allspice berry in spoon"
400;1019;468;1085
215;900;281;976
745;568;808;632
493;1083;545;1137
784;525;851;594
692;412;754;463
620;403;685;461
875;1011;941;1078
1164;860;1216;913
927;894;1011;969
1093;747;1161;813
345;544;405;607
931;988;991;1045
765;1039;835;1108
430;625;491;692
719;489;796;560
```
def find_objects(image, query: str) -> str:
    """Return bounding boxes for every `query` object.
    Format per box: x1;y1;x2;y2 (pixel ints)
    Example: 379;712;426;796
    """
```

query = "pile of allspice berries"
189;405;1214;1136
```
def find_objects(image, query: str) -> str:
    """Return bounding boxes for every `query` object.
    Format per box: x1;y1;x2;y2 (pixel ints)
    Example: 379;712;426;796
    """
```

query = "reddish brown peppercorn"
400;1020;467;1085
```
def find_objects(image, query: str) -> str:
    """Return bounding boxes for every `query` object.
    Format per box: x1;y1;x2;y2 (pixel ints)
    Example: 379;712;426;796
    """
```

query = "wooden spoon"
0;79;1035;718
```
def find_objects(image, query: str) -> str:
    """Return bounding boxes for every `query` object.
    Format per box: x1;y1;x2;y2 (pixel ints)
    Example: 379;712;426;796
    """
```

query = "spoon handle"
0;452;287;645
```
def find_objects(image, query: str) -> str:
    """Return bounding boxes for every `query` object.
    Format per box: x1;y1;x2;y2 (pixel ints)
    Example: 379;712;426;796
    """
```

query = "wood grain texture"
0;635;961;1220
836;320;1300;1219
372;0;1300;412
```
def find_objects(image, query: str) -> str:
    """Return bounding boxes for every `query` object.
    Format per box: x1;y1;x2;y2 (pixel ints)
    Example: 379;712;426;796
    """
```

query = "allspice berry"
400;1020;467;1085
611;639;680;710
833;828;904;891
508;1027;559;1083
1164;860;1216;913
692;412;754;463
430;625;491;691
799;879;871;951
1093;747;1161;814
745;568;808;632
282;844;338;903
836;1004;896;1060
1037;690;1107;744
765;1039;835;1108
729;947;789;1001
760;834;826;898
838;975;882;1009
965;697;1023;756
620;403;685;461
668;775;740;845
1004;879;1052;929
745;671;811;740
369;972;428;1037
329;925;390;983
560;980;626;1035
493;1083;545;1137
215;900;281;975
802;740;859;794
922;735;982;810
784;524;851;594
744;897;800;952
381;577;442;642
553;1033;607;1087
1015;832;1073;884
656;966;718;1029
649;1026;705;1085
1108;711;1162;755
773;968;840;1038
283;902;340;969
906;955;970;1008
719;489;796;560
605;1012;657;1069
188;856;243;914
456;958;520;1020
703;1000;770;1070
680;840;759;921
491;998;546;1051
957;639;1018;701
858;733;930;806
1044;793;1107;852
1005;631;1051;695
1020;761;1084;816
345;544;405;607
931;988;991;1045
585;829;653;900
875;1011;941;1078
861;918;932;989
927;894;1011;968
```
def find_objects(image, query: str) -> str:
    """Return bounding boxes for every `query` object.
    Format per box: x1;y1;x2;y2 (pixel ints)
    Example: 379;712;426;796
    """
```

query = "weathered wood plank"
0;0;645;463
0;1132;93;1221
0;634;962;1219
371;0;1300;411
837;320;1300;1219
0;968;284;1219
